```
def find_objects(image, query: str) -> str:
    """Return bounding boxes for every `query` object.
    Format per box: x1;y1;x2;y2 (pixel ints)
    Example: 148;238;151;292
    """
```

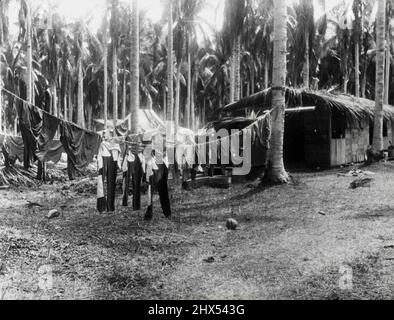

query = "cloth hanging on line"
2;136;24;163
60;121;102;171
145;156;171;220
131;153;144;211
36;112;61;162
36;140;64;164
17;102;42;168
97;141;121;213
122;150;134;207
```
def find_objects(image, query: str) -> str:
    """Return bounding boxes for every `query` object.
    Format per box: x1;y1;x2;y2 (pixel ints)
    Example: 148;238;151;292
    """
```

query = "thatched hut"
219;88;394;168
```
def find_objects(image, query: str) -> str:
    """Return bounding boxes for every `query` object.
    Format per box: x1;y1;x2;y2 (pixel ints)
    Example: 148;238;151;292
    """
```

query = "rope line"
1;87;284;150
0;87;99;136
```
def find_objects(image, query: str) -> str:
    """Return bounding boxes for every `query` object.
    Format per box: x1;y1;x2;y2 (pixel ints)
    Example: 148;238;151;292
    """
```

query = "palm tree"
130;0;140;133
296;0;314;88
103;0;109;128
353;0;362;98
73;21;86;127
181;0;206;129
111;0;119;128
384;0;393;104
372;0;386;153
26;0;33;105
265;0;289;184
167;0;174;124
0;0;10;132
0;0;11;132
224;0;247;103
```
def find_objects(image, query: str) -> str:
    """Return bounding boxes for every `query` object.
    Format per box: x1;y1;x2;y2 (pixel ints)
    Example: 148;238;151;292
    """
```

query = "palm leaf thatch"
220;87;394;128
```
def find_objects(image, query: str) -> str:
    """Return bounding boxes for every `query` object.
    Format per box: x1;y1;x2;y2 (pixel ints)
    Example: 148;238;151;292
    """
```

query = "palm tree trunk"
230;55;235;103
250;65;255;95
87;104;93;130
264;56;269;89
0;41;2;133
103;1;108;128
233;35;241;102
175;63;180;131
202;98;206;126
355;42;360;97
360;2;366;98
77;56;84;127
113;44;118;128
186;43;191;129
361;70;367;98
303;29;310;88
167;0;174;123
373;0;386;153
0;1;3;132
122;70;126;119
26;0;33;105
63;81;67;121
163;88;167;120
68;81;73;122
25;0;33;169
130;0;139;133
191;61;198;131
52;83;58;117
266;0;289;184
384;36;391;104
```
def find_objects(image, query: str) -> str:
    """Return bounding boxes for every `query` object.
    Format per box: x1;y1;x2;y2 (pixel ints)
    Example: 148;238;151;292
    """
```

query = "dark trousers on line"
132;156;143;211
145;164;171;220
122;162;132;207
101;156;117;213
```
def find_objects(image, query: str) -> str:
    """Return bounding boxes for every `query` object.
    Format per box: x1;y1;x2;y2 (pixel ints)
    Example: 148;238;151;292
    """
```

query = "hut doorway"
284;112;305;167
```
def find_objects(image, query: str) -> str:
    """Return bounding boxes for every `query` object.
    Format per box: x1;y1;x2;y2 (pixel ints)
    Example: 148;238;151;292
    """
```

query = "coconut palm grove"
0;0;394;301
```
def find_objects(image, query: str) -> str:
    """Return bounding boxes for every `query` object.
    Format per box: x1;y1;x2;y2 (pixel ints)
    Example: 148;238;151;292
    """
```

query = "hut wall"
344;119;369;164
304;109;331;167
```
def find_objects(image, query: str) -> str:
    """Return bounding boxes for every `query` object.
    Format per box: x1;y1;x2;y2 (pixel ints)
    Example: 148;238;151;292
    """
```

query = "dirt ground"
0;162;393;300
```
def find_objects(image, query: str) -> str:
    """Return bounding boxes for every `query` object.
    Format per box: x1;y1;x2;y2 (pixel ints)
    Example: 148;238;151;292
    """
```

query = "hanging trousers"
122;161;132;207
101;156;118;213
132;156;143;211
145;164;172;220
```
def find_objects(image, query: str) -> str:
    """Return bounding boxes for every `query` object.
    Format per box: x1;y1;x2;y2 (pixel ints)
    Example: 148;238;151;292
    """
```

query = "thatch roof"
220;88;394;125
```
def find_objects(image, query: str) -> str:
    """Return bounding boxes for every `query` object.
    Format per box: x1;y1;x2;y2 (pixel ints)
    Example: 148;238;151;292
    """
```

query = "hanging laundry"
18;103;42;168
144;152;171;221
36;112;61;162
60;121;101;171
97;140;121;213
124;134;145;211
122;149;135;207
2;136;24;164
132;152;144;211
36;140;64;164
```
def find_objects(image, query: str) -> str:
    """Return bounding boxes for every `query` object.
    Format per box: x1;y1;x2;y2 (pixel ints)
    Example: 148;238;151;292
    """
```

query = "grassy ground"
0;163;393;300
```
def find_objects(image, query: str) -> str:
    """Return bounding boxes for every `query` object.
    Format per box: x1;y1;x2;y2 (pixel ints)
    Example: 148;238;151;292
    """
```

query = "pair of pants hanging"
122;161;133;207
145;164;171;220
132;156;143;211
97;156;118;213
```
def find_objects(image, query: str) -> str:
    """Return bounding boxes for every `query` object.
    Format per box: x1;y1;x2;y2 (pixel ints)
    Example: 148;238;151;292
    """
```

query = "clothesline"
1;86;280;152
0;87;100;138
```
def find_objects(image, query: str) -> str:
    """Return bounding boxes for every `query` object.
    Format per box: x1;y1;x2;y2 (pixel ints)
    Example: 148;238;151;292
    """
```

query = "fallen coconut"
226;218;238;230
47;209;60;219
